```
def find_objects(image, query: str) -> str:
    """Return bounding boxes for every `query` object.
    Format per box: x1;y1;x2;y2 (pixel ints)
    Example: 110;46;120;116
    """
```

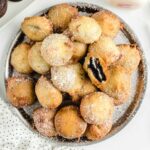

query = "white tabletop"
0;0;150;150
0;0;33;30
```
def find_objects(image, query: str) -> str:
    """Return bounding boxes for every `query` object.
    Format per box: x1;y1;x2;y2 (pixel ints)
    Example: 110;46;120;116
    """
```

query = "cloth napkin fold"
0;98;83;150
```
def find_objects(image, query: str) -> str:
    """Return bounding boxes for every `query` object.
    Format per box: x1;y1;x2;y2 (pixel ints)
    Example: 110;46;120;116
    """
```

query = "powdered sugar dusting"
51;64;83;92
5;2;147;145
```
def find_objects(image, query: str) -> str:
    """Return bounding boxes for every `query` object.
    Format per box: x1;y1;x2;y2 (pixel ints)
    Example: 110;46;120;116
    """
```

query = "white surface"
0;0;34;30
0;0;150;150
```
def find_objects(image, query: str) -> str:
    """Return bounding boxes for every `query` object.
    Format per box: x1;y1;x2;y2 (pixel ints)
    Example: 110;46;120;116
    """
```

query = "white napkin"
0;99;83;150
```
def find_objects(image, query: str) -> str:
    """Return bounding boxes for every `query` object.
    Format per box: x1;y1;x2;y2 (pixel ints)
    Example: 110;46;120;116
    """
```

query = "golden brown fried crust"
88;35;120;66
51;61;95;102
70;41;87;63
69;16;102;44
48;3;78;31
41;34;73;66
83;51;110;88
54;105;87;139
35;76;62;109
86;120;112;141
21;16;53;41
28;42;50;74
116;44;141;73
11;43;33;74
33;107;57;137
69;78;96;102
99;66;131;105
6;77;35;108
92;10;121;38
80;92;114;125
51;63;85;94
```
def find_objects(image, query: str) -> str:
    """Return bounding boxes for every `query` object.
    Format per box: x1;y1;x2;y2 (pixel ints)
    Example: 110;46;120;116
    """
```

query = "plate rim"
3;2;148;146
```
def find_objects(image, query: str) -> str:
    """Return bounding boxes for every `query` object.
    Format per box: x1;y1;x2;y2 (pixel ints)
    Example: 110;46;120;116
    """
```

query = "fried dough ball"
99;66;131;105
41;34;73;66
6;77;35;108
71;41;87;62
51;62;96;102
117;44;141;73
21;16;53;41
92;10;121;38
11;43;33;74
33;107;57;137
69;79;96;102
89;35;120;66
28;42;50;74
51;63;84;93
69;16;102;44
54;106;87;139
86;120;112;141
83;51;109;88
48;3;78;31
35;76;62;109
80;92;114;125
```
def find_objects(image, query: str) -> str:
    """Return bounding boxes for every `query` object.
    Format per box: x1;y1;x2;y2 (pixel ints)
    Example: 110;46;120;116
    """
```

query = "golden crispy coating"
48;3;78;31
28;42;50;74
86;120;112;141
41;34;73;66
69;16;101;44
83;51;109;88
69;78;96;102
92;10;121;38
99;66;131;105
35;76;62;109
71;41;87;63
51;62;95;102
6;77;35;108
11;43;33;74
54;106;87;139
21;16;53;41
117;44;141;73
33;107;57;137
51;63;85;93
89;35;120;66
80;92;114;125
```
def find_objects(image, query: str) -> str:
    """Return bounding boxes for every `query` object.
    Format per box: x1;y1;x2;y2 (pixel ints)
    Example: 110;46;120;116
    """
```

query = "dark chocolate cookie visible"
0;0;7;18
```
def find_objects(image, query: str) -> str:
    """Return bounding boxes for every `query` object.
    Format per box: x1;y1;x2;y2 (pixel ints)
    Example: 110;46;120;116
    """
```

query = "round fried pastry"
11;43;33;74
6;77;35;108
89;35;120;66
69;16;101;44
41;34;73;66
117;44;141;73
92;10;121;38
83;51;109;88
51;63;85;93
54;105;87;139
71;41;87;63
48;3;78;31
86;120;112;141
69;78;96;102
21;16;53;41
35;76;62;109
80;92;114;125
99;66;131;105
28;42;50;74
33;107;57;137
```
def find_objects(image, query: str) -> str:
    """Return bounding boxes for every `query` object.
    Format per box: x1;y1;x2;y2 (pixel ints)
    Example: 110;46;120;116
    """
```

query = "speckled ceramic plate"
4;2;147;146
